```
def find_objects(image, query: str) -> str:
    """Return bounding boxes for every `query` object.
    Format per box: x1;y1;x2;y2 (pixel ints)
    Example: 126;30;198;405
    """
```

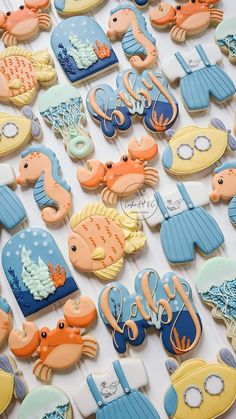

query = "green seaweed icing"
201;278;236;321
43;403;68;418
219;35;236;57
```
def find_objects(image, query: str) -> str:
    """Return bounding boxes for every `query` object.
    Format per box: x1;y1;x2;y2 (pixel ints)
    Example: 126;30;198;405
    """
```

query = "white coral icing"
68;32;98;70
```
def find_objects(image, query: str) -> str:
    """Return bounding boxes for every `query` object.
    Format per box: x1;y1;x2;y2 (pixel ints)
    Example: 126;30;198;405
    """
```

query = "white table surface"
0;0;236;418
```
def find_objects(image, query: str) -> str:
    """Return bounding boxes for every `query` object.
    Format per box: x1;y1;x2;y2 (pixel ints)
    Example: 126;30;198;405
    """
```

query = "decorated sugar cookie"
17;146;72;225
164;348;236;419
215;16;236;63
0;164;27;232
75;358;160;418
54;0;104;16
39;85;94;159
99;269;202;354
77;136;158;205
2;228;78;316
19;385;73;419
0;288;12;347
86;69;179;139
9;297;97;382
162;119;236;176
210;162;236;225
0;47;56;107
107;5;157;71
150;1;223;43
146;182;224;264
0;0;51;46
195;257;236;352
162;44;236;112
68;203;146;281
51;17;118;85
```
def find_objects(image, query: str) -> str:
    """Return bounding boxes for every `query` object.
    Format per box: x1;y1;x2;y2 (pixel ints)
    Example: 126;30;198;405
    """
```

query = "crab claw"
64;297;97;329
25;0;51;10
128;136;158;162
150;3;175;27
77;160;105;189
8;322;40;358
0;11;6;28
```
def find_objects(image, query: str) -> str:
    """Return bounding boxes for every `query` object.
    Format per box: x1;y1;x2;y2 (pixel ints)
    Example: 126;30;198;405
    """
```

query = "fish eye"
106;162;113;169
6;11;11;16
122;155;128;162
71;245;77;252
218;178;223;185
24;163;29;168
191;0;196;3
204;375;224;395
184;386;203;408
41;331;47;338
176;5;181;10
19;5;24;9
58;322;65;329
113;17;117;22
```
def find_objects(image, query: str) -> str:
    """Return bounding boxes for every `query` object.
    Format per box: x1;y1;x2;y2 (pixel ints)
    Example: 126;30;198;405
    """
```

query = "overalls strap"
86;374;104;408
113;360;131;394
177;182;194;209
155;191;170;220
195;44;211;67
175;52;192;74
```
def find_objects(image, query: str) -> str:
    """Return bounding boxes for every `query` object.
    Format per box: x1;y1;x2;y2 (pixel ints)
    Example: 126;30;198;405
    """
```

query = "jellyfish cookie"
54;0;104;16
164;348;236;419
39;85;94;159
0;289;12;347
215;17;236;64
107;5;157;71
51;17;118;85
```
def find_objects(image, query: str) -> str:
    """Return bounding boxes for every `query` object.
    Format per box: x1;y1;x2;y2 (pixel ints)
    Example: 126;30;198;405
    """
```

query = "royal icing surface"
86;69;179;139
162;44;236;112
2;228;78;317
17;146;72;225
215;16;236;63
146;182;224;264
54;0;104;15
0;288;12;347
107;5;157;71
99;269;202;355
162;119;236;175
9;297;97;382
68;202;146;281
77;136;158;205
51;16;118;84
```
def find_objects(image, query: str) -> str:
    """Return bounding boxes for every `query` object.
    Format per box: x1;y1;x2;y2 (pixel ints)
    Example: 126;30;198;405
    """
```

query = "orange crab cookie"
8;297;97;383
77;136;158;206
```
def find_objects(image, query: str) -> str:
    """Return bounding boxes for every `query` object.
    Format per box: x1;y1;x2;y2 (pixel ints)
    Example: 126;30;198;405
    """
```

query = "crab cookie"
77;136;158;205
39;85;94;160
146;182;224;264
99;269;202;355
86;69;179;139
150;1;223;43
162;119;236;176
0;354;28;415
215;16;236;64
2;228;78;316
162;44;236;112
75;358;160;418
107;5;157;71
51;17;118;85
0;289;12;347
17;146;72;225
164;348;236;419
0;0;51;46
54;0;104;16
195;257;236;352
68;202;146;281
9;297;97;382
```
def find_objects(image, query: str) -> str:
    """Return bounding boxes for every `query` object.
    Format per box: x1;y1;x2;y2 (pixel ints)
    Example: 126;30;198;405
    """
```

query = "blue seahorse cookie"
51;16;118;84
2;228;78;316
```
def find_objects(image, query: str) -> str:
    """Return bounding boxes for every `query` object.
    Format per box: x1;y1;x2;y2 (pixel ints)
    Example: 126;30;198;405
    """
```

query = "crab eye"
59;322;64;329
6;11;11;16
122;155;128;162
218;178;223;185
41;331;47;338
191;0;196;3
24;163;28;168
113;17;117;22
19;5;24;9
71;245;77;252
176;5;181;10
106;162;113;169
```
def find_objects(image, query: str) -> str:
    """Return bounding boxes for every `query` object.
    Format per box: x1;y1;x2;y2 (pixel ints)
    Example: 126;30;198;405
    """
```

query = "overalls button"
188;204;193;209
125;387;130;393
98;401;102;407
164;213;169;219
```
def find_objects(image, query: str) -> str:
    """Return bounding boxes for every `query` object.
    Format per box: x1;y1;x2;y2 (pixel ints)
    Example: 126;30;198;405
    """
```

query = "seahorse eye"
113;17;117;22
71;245;77;252
6;11;11;16
59;322;64;329
24;163;28;168
19;5;24;9
41;331;47;338
106;162;113;169
218;179;224;185
122;155;128;162
176;5;181;10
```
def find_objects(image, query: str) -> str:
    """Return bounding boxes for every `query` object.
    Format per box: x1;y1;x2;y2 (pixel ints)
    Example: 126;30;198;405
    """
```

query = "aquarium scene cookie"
75;358;160;418
54;0;104;16
99;269;202;354
39;85;94;159
51;16;118;84
9;297;97;382
2;228;78;316
215;16;236;63
0;288;12;347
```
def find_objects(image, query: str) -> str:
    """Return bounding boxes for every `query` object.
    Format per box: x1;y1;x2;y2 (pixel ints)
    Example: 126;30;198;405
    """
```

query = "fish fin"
117;211;142;232
218;348;236;369
8;79;21;90
93;257;124;281
31;50;52;65
124;231;146;254
70;203;119;229
91;247;106;260
34;64;57;86
10;88;37;107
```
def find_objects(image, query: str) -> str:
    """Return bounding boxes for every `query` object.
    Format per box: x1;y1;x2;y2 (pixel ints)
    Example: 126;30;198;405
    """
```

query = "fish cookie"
68;202;146;281
150;1;223;43
75;358;160;418
107;5;157;71
39;85;94;160
215;16;236;64
51;17;118;85
2;228;78;316
0;164;27;232
99;269;202;354
17;146;72;225
0;288;12;347
0;47;57;107
146;181;224;264
164;348;236;419
19;385;73;419
162;119;236;176
0;0;51;47
9;297;97;382
54;0;104;16
77;136;158;205
0;354;28;415
195;257;236;352
162;44;236;112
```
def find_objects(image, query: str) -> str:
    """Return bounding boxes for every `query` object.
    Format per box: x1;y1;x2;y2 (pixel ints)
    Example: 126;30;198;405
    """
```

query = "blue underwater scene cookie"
51;16;118;84
2;228;78;316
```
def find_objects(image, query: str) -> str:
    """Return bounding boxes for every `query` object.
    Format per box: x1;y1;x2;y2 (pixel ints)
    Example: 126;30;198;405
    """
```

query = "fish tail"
123;230;146;254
